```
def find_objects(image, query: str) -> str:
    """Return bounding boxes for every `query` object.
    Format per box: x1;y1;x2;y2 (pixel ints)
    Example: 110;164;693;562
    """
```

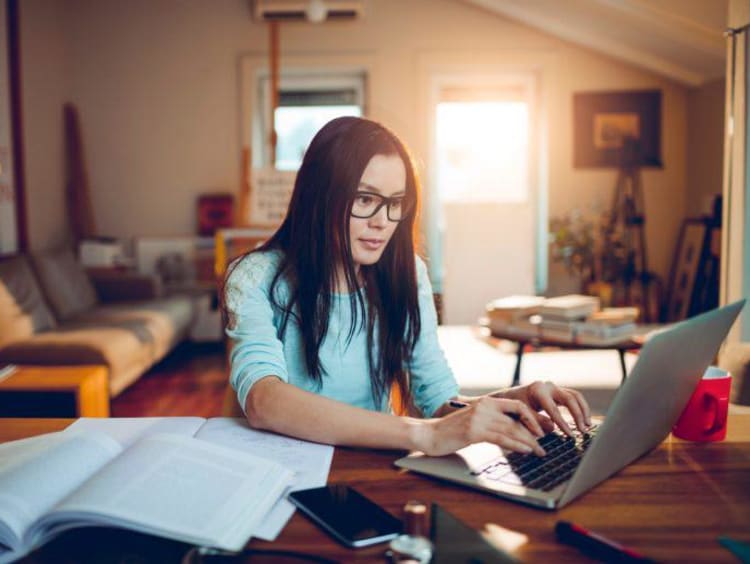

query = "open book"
0;417;301;563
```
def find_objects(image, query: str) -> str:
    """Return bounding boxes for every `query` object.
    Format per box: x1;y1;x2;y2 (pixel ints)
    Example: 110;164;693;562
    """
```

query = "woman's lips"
359;238;384;251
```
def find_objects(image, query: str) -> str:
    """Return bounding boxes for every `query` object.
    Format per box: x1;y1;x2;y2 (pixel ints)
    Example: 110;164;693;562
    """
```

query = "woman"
224;116;590;458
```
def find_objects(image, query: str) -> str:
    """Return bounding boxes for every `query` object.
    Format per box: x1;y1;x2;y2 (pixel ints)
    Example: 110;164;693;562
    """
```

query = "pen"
555;521;655;563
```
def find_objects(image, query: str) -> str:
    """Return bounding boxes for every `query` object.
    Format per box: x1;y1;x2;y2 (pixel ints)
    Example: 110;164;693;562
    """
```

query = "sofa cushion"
0;325;153;397
32;247;98;321
0;255;57;348
70;295;196;360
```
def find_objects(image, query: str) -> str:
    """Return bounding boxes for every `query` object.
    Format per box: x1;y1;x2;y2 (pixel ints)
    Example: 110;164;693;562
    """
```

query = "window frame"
256;71;366;169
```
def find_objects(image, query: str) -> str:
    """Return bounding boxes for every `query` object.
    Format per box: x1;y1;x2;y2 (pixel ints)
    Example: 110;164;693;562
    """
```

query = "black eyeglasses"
350;191;413;222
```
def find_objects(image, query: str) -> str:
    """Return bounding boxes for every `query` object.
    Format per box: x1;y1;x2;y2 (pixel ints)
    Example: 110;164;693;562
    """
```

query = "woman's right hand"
411;397;547;457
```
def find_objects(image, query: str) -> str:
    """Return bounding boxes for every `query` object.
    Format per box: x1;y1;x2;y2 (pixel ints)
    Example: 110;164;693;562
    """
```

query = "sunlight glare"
436;101;529;202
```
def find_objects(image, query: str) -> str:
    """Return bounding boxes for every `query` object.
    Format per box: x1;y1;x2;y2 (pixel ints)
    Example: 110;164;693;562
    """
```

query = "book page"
0;432;66;472
0;431;121;553
195;418;334;540
66;417;207;448
41;434;293;552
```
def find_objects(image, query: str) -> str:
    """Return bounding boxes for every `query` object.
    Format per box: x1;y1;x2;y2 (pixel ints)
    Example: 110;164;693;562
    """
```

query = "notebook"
395;300;745;509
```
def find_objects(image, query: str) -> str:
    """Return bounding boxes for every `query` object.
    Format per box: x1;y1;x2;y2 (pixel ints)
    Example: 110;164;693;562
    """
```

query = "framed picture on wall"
573;89;662;168
665;218;707;321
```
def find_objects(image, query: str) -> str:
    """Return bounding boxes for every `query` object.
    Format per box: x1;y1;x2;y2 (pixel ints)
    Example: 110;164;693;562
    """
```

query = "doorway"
431;75;540;324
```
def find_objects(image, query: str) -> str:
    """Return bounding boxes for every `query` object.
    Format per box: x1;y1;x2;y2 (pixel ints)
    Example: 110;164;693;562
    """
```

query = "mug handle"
704;393;728;434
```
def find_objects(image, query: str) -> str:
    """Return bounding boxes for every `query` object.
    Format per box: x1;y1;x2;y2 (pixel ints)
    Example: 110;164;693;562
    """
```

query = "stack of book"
484;295;638;345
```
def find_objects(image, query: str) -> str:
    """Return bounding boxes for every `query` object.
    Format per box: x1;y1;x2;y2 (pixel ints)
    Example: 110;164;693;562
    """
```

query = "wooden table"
2;412;749;562
0;365;109;417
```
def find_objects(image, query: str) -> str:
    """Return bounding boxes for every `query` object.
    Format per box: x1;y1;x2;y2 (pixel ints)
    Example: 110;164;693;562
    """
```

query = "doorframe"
415;50;556;295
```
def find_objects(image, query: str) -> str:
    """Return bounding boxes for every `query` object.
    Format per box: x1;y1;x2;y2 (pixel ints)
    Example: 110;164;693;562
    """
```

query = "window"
257;72;365;170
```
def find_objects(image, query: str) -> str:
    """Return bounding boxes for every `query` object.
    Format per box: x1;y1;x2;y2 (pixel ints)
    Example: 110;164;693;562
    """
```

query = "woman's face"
348;153;407;270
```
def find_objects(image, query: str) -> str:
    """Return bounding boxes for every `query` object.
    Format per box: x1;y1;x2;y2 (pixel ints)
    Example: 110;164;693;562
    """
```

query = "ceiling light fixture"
305;0;327;23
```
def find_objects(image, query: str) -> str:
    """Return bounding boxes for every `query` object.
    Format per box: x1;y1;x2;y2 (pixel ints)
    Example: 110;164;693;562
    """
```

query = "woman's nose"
368;205;389;226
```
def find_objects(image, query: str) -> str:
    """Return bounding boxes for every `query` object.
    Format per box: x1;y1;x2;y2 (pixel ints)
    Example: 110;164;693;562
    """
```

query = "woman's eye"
356;194;374;205
390;199;403;209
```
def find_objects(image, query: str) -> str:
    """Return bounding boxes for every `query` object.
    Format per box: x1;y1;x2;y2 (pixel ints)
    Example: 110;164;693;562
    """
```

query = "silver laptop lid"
558;299;745;507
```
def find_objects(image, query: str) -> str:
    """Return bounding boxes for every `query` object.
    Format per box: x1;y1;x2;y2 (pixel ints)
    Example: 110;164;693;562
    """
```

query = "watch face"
389;534;434;563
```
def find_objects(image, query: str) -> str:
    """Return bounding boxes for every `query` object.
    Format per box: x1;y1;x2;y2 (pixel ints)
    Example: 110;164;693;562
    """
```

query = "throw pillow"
0;255;57;348
32;246;99;321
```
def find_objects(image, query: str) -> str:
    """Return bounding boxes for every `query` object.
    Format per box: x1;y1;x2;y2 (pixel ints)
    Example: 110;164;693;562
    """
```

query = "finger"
536;412;555;434
535;392;574;437
489;418;546;457
503;400;545;438
556;389;586;432
565;388;592;428
492;398;545;438
488;429;542;456
571;389;592;426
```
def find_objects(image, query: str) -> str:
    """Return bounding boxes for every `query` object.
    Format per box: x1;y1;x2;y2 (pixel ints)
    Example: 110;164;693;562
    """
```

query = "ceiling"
461;0;728;87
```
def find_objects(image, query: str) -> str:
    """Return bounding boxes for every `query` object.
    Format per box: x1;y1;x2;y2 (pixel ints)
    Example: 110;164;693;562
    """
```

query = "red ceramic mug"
672;366;731;442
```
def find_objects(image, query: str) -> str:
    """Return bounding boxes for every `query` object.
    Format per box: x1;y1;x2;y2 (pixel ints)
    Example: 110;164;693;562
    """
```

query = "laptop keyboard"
469;424;599;492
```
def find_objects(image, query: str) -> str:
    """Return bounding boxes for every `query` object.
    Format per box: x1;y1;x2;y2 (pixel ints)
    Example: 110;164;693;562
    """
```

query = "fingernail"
521;446;532;453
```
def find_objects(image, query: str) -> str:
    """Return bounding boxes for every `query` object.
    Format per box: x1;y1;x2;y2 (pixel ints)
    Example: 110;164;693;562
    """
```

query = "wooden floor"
110;342;228;418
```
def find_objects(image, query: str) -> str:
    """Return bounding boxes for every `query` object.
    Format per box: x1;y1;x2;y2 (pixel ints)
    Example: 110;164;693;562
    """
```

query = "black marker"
555;521;655;563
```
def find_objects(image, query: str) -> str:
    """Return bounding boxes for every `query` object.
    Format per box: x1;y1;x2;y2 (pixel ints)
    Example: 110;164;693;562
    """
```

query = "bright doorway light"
436;101;529;202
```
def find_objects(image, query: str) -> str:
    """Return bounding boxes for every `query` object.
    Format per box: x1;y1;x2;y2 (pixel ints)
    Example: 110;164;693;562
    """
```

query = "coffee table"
487;329;642;386
0;365;109;417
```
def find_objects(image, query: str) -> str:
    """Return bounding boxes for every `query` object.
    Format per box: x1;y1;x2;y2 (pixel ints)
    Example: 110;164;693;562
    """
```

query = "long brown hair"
225;116;421;408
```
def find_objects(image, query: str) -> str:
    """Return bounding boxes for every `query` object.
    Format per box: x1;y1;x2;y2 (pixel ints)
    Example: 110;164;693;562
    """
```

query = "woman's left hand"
492;381;592;437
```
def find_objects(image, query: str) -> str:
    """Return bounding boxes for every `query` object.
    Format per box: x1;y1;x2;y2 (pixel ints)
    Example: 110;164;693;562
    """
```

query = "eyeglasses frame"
350;190;414;223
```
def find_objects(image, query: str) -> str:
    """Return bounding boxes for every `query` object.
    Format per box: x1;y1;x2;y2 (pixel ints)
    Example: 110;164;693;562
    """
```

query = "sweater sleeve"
224;252;289;413
408;256;459;417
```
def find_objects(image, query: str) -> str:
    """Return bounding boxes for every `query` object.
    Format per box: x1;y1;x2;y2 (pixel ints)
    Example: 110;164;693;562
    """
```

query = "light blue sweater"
224;250;459;416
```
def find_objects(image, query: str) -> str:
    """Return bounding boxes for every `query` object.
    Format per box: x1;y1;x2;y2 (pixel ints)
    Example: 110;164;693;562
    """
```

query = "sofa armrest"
87;268;163;302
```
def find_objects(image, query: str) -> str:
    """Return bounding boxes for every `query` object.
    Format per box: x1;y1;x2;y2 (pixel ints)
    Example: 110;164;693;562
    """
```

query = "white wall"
21;0;693;289
687;79;724;218
21;0;71;251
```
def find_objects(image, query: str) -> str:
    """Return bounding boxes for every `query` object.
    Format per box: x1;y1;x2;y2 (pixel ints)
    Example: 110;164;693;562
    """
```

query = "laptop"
395;300;745;509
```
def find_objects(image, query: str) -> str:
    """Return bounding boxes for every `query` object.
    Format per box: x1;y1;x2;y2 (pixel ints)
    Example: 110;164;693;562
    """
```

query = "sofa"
0;247;197;396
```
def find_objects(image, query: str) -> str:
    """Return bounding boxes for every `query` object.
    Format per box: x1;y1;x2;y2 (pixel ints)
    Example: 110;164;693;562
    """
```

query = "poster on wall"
248;168;296;227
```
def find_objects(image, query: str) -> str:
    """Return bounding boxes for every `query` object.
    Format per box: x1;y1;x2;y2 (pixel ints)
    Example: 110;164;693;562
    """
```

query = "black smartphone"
288;484;402;548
